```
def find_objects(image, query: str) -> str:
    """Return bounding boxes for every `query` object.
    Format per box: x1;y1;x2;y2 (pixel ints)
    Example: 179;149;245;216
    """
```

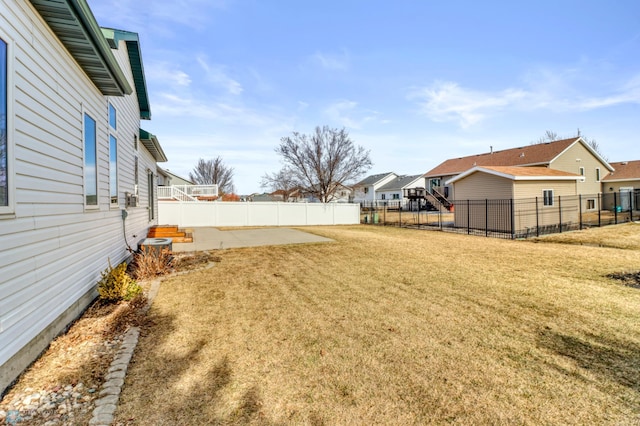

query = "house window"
134;156;139;193
109;135;118;205
392;193;400;200
148;170;155;221
587;199;595;210
364;187;369;194
543;189;554;207
84;113;98;206
381;194;386;200
579;167;584;176
595;167;601;182
108;103;116;130
0;38;8;209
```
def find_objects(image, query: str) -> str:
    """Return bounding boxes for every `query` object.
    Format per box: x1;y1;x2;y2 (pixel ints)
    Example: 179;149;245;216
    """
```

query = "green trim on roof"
101;28;151;120
139;128;168;162
29;0;132;96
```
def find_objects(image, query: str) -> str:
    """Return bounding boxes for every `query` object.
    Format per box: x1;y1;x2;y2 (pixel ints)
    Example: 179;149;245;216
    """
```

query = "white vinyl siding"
0;28;13;215
0;1;160;392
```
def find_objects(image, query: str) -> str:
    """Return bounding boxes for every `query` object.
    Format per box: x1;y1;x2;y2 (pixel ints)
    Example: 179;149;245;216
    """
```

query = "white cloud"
88;0;227;32
410;72;640;128
310;50;350;71
410;82;527;128
146;61;191;88
196;56;243;95
324;100;381;129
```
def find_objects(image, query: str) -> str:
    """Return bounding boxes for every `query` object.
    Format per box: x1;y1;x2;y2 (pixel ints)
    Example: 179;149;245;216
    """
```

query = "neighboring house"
267;184;352;203
0;0;166;394
376;174;425;206
158;167;194;187
425;137;613;210
602;160;640;211
447;166;584;232
352;172;397;203
251;193;279;202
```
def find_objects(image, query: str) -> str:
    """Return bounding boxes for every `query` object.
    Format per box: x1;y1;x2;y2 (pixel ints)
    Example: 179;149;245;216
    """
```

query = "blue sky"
89;0;640;194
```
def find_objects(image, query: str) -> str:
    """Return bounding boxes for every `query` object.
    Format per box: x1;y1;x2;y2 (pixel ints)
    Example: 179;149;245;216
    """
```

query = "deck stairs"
426;190;452;212
147;225;193;243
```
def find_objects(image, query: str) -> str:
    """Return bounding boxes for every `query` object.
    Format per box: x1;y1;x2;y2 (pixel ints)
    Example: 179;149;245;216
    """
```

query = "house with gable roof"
0;0;166;393
352;172;397;204
376;174;428;209
602;160;640;211
424;137;614;212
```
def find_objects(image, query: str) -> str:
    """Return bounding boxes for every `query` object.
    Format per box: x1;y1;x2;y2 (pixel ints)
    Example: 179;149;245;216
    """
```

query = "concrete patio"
171;227;334;252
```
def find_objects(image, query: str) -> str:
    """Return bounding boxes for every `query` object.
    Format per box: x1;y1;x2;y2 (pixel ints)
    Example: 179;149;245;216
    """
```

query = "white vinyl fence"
158;201;360;227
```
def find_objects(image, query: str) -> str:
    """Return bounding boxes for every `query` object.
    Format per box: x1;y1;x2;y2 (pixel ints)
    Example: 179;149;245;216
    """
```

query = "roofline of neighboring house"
158;167;194;183
602;178;640;183
424;137;614;177
101;28;151;120
29;0;133;96
377;176;425;192
553;137;615;172
140;128;168;162
446;166;584;185
355;172;396;187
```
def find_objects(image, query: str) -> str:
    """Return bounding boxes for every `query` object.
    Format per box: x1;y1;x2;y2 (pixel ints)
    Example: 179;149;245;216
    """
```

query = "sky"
89;0;640;194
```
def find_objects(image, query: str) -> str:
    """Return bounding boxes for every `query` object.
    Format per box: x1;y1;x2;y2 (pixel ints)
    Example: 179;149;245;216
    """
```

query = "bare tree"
260;167;299;202
532;130;609;161
274;126;372;203
583;137;608;162
189;157;234;194
532;130;558;144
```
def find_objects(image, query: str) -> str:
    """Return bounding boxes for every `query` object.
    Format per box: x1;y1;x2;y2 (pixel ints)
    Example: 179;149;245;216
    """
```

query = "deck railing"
158;184;219;201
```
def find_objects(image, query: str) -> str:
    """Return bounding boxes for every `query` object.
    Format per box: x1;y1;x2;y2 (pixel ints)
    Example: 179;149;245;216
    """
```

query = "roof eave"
447;166;583;184
29;0;132;96
602;177;640;183
101;28;151;120
139;128;168;162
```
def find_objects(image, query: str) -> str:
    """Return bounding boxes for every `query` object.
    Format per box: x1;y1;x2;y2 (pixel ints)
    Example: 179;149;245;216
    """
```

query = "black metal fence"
360;190;639;239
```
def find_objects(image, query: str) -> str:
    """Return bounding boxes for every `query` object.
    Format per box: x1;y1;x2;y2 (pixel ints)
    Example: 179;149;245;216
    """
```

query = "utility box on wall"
125;192;139;207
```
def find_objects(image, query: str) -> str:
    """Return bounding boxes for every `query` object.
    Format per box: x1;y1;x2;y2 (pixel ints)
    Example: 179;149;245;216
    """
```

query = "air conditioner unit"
139;238;173;255
125;192;139;207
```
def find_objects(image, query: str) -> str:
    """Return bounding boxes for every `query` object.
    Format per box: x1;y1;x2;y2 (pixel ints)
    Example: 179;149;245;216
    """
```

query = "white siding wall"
0;0;158;391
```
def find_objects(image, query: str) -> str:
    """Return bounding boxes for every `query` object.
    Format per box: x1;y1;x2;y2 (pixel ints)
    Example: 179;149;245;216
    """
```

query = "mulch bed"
607;271;640;289
0;250;219;425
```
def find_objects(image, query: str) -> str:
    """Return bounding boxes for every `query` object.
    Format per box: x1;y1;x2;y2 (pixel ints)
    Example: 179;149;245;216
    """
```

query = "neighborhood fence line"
360;190;639;239
158;201;360;227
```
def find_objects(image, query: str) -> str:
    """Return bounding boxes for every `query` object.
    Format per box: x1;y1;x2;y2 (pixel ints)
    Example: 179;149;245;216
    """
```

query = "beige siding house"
447;166;583;235
424;137;613;211
0;0;166;394
602;160;640;211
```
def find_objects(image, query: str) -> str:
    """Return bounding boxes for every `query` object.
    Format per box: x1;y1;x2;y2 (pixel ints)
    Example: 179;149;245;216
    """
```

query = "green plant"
97;260;142;302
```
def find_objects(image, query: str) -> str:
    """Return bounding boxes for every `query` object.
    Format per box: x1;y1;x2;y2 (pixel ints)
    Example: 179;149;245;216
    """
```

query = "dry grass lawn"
115;225;640;425
534;221;640;250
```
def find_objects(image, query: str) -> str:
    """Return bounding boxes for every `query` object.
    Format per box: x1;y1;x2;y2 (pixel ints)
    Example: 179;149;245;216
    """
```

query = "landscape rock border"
88;277;160;426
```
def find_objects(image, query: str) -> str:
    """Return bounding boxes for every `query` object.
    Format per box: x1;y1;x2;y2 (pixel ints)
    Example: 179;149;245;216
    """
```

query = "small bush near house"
129;247;174;281
97;260;142;302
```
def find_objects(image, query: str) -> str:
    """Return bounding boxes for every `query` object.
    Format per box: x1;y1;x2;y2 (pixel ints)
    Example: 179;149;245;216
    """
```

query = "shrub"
130;247;174;281
97;260;142;302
